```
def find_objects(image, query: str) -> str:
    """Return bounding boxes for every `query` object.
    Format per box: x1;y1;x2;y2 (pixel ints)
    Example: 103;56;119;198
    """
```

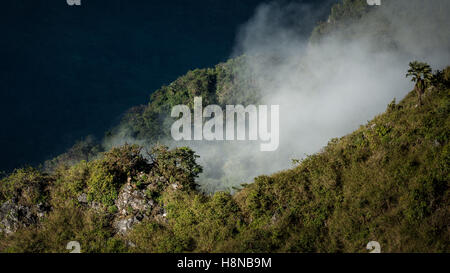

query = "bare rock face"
113;182;165;235
114;216;141;235
0;200;47;234
74;174;176;235
116;183;153;215
76;193;103;211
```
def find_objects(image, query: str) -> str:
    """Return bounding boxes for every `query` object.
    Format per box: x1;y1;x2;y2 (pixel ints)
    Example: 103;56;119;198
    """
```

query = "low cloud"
108;0;450;193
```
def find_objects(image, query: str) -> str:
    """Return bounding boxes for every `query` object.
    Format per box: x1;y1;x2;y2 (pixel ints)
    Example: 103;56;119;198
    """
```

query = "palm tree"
406;61;433;105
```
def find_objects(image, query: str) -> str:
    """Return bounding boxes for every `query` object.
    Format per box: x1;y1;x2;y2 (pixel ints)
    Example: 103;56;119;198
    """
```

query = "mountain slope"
229;75;449;252
1;68;448;252
1;0;449;253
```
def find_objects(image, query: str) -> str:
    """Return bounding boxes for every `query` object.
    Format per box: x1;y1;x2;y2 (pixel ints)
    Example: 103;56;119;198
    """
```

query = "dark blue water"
0;0;331;173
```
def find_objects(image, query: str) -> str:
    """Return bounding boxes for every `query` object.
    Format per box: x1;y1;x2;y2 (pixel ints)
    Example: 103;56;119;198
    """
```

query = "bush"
0;168;49;206
147;145;203;191
83;144;150;206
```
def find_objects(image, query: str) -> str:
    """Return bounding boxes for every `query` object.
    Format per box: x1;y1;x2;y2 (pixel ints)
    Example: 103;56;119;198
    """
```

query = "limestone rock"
0;200;47;234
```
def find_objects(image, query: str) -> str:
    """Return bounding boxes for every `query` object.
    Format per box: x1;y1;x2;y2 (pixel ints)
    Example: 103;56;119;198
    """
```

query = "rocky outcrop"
1;175;178;236
112;182;168;235
0;200;48;234
116;183;154;214
76;193;103;211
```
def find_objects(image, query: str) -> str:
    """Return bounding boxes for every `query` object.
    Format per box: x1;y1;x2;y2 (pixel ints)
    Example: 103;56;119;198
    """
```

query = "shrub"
147;145;203;191
0;168;49;206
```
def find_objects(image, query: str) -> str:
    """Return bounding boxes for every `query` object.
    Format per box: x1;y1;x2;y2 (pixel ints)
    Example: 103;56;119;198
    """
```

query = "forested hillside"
1;68;448;252
1;0;449;253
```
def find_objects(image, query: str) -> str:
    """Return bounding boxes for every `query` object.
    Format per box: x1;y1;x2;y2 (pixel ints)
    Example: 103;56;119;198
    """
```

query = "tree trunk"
415;79;424;105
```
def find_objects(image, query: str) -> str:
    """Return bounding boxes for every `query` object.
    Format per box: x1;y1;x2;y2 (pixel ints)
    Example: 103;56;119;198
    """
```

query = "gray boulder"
0;200;47;234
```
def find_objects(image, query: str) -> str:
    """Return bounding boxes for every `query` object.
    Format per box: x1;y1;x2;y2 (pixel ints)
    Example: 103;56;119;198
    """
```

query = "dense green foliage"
105;56;260;144
0;168;49;207
0;144;203;252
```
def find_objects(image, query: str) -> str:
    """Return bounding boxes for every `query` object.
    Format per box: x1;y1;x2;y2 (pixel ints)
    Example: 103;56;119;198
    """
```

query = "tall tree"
406;61;433;105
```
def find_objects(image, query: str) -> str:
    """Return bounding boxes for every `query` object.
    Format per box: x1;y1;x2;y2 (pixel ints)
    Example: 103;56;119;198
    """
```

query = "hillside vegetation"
1;67;448;252
1;0;449;253
105;56;260;144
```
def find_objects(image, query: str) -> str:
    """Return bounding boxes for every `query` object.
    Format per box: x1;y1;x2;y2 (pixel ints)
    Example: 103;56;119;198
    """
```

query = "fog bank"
190;0;450;192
